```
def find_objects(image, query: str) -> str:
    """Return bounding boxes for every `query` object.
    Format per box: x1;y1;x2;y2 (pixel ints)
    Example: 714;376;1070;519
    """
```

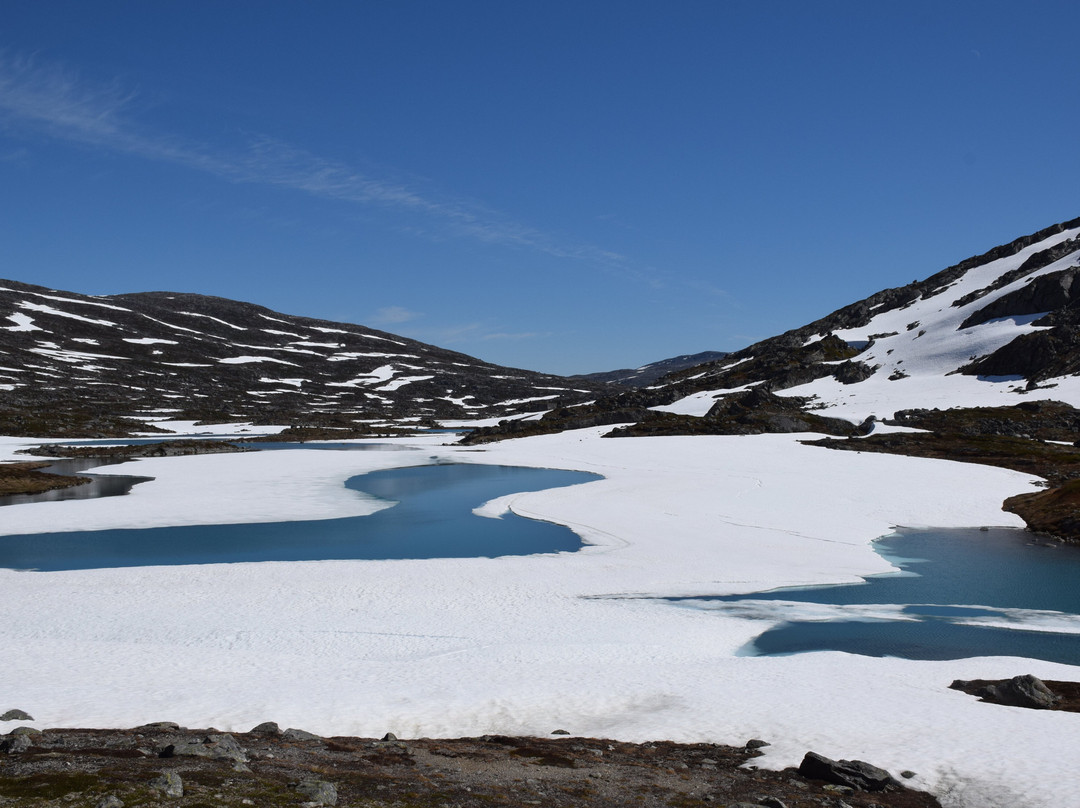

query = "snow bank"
0;428;1075;808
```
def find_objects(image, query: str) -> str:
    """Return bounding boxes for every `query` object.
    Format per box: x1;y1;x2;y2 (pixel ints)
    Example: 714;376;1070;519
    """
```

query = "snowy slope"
654;217;1080;420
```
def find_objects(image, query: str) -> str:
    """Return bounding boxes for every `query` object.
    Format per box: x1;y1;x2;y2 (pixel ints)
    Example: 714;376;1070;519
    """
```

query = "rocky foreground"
0;721;942;808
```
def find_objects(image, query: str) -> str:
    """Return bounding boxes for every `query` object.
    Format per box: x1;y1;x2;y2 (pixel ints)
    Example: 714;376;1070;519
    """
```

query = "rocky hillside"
0;280;602;432
651;215;1080;417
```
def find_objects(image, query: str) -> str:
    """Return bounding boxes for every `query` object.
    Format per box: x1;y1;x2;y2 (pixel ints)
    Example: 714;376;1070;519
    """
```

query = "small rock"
551;729;570;735
0;709;32;721
295;779;338;806
745;738;770;750
823;784;855;795
282;727;322;742
381;732;398;741
759;798;788;808
727;803;764;808
9;726;42;736
160;740;211;760
94;797;123;808
250;721;281;735
900;770;916;779
137;721;180;730
150;771;184;798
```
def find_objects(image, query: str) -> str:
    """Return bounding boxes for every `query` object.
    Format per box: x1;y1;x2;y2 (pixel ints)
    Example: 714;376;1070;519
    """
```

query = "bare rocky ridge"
569;350;729;388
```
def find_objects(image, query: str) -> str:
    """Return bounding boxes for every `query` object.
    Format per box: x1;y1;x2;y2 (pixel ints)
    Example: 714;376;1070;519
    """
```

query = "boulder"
282;727;323;742
161;733;248;763
0;710;33;721
981;674;1060;709
798;751;898;791
0;734;31;753
150;771;184;798
295;779;338;806
249;721;282;735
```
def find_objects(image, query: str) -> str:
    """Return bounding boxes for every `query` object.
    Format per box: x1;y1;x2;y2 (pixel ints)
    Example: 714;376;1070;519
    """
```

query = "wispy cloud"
405;320;550;346
0;146;29;163
0;51;649;276
481;331;546;341
370;305;422;325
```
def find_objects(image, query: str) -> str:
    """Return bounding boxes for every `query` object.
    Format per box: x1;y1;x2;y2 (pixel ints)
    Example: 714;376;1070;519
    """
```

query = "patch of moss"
0;772;103;801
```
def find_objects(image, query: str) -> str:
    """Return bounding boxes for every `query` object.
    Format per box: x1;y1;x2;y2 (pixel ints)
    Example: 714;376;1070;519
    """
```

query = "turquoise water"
0;463;599;571
680;528;1080;664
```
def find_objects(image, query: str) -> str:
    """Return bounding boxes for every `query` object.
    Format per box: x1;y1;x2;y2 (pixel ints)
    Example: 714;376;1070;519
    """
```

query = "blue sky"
1;1;1077;375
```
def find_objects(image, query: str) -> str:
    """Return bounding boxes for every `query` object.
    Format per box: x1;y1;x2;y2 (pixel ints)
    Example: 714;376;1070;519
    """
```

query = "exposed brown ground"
0;727;943;808
0;462;89;496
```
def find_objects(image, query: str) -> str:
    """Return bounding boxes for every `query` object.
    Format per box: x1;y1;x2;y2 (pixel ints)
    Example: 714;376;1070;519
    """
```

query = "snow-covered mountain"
0;280;599;430
652;215;1080;421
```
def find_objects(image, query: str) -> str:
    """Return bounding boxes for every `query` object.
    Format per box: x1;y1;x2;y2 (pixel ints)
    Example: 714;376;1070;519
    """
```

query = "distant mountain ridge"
0;279;602;430
570;351;728;388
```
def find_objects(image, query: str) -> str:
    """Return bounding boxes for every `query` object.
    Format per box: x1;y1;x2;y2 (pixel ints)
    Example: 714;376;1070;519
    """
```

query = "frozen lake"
0;462;599;571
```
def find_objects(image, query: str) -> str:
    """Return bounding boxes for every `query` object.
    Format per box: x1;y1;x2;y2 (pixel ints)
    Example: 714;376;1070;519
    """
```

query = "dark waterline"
676;528;1080;665
0;464;600;571
0;458;153;507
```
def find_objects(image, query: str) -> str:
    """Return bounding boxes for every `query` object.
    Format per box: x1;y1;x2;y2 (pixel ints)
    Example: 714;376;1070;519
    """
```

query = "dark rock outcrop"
605;388;869;439
951;675;1061;709
797;751;899;792
959;266;1080;329
961;313;1080;382
950;677;1080;711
